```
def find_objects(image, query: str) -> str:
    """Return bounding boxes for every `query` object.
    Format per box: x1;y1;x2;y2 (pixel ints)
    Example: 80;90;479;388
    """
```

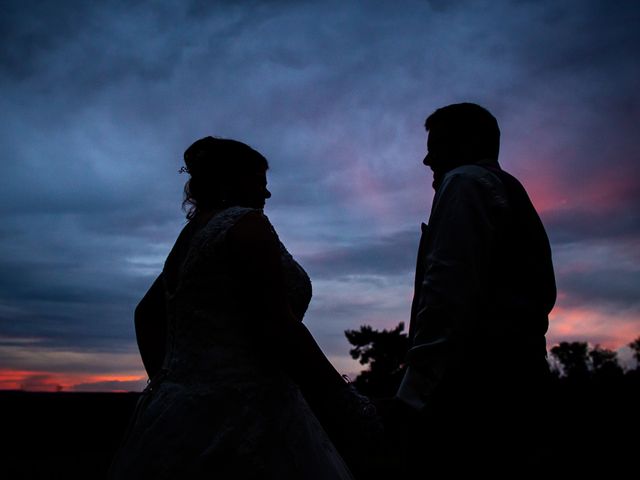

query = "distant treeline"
344;323;640;397
344;323;640;472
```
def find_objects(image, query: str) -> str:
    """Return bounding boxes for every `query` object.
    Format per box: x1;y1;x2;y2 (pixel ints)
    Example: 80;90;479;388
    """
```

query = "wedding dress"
109;206;353;479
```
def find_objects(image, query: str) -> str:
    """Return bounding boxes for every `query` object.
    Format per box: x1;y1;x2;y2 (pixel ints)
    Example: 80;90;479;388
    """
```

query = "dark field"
1;378;638;479
1;391;139;479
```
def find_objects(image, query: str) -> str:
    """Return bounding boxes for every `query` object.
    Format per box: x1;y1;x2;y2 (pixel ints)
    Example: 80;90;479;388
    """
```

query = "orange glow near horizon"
1;302;637;392
0;369;146;392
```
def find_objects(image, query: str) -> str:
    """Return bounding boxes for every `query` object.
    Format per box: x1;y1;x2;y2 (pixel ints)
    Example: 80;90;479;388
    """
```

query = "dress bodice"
161;206;312;383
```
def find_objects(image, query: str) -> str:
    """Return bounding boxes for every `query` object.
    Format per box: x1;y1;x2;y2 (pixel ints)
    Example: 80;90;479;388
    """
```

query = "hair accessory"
178;166;189;174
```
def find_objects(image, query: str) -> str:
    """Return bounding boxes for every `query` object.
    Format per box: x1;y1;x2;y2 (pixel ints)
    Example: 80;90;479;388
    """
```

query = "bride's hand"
318;379;385;475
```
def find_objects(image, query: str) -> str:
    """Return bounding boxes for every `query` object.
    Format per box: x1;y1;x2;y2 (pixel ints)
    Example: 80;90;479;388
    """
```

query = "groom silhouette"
396;103;556;473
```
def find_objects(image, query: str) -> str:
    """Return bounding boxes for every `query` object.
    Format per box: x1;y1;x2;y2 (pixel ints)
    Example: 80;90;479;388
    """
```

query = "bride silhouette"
108;137;379;479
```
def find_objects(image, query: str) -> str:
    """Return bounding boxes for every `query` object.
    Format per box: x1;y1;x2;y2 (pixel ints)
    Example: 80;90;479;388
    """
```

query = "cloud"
545;205;640;245
0;366;147;392
304;274;413;359
0;343;143;373
548;304;640;350
301;228;420;278
0;0;639;386
559;268;640;309
70;378;147;392
553;238;640;304
17;373;62;392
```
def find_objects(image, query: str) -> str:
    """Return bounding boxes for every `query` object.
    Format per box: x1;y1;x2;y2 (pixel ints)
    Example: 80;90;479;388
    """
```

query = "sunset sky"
1;0;638;391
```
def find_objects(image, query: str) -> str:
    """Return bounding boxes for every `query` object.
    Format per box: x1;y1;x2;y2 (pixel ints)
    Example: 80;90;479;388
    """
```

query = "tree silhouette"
588;345;623;380
629;336;640;369
550;342;590;380
550;341;627;382
344;322;409;397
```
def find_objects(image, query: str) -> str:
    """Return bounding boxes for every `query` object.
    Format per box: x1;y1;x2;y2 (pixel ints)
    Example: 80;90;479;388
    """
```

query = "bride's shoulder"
226;208;278;247
195;206;264;239
188;206;280;255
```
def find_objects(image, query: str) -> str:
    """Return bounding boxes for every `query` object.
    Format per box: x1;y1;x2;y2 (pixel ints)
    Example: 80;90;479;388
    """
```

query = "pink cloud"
519;155;638;218
548;304;640;350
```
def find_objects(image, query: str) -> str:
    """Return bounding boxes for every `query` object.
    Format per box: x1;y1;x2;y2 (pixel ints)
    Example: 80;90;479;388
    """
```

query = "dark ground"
1;391;139;480
0;379;638;479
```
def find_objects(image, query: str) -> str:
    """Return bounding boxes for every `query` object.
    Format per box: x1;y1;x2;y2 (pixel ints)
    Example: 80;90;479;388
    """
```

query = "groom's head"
423;103;500;189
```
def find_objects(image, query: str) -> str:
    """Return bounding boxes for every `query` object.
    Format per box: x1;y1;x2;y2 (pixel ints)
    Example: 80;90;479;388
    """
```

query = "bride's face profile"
236;168;271;210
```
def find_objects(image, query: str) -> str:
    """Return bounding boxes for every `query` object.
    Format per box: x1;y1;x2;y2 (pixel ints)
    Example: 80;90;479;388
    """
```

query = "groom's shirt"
397;160;555;412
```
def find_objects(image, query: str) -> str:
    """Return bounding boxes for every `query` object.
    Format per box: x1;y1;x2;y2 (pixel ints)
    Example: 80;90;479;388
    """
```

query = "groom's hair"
425;103;500;161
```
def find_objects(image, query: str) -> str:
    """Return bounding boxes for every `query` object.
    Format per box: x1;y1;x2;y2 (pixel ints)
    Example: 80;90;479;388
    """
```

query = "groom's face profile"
423;129;450;190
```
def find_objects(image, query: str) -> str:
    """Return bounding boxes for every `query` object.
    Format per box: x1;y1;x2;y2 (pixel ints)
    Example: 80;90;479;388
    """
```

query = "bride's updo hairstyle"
182;136;269;220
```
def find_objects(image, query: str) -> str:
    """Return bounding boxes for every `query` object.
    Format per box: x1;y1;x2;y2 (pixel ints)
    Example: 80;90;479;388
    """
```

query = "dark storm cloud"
553;236;640;304
0;0;92;80
559;267;640;309
545;205;640;245
0;211;171;350
301;228;419;278
0;0;639;386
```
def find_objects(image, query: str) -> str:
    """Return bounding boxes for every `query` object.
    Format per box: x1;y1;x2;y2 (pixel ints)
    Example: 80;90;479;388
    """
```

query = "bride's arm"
134;274;167;380
226;210;346;399
227;210;384;472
